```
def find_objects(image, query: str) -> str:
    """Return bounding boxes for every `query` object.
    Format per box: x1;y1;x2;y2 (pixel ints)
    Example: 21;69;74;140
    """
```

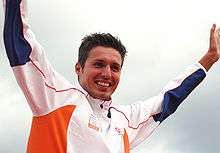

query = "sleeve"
3;0;78;116
118;63;207;149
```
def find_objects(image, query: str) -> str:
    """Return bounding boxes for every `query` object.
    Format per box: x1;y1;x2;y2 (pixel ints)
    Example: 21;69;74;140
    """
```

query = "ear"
75;62;82;75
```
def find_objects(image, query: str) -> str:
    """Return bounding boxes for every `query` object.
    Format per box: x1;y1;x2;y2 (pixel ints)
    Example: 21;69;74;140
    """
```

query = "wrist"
199;52;218;71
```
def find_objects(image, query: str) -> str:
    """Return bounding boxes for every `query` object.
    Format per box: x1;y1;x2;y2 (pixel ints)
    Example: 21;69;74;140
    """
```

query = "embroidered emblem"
88;114;99;131
115;127;123;135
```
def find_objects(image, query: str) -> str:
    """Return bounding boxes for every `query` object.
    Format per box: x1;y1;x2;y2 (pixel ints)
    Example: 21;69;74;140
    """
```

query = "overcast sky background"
0;0;220;153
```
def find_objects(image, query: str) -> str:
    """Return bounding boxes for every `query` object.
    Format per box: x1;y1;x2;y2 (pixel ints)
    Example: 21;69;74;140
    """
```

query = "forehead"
86;46;122;65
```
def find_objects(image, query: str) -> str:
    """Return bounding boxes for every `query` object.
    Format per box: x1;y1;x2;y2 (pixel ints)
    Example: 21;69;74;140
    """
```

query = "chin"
95;93;111;101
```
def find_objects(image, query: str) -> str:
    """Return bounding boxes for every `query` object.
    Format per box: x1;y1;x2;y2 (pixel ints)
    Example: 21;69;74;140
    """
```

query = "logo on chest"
114;127;123;135
88;114;100;132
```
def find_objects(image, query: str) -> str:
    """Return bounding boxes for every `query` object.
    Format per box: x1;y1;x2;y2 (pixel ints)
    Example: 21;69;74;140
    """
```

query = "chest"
67;105;126;153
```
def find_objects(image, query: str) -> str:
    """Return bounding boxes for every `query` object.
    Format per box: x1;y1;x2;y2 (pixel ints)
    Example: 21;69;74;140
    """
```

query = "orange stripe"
123;129;130;153
27;105;76;153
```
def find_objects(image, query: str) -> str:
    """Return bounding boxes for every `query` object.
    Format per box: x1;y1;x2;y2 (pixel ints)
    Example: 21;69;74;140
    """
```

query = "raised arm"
153;25;220;123
3;0;76;116
118;25;220;148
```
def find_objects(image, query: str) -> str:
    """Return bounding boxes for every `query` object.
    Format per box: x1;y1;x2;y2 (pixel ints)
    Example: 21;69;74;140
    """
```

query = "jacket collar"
76;82;112;112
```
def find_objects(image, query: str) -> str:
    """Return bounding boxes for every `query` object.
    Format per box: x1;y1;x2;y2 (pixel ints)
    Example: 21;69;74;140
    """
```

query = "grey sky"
0;0;220;153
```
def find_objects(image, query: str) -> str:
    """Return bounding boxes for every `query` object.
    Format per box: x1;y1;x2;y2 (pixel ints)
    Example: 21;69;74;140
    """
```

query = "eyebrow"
94;59;121;67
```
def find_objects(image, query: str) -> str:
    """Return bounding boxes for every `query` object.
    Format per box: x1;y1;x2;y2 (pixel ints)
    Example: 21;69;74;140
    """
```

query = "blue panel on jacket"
3;0;31;67
153;69;206;123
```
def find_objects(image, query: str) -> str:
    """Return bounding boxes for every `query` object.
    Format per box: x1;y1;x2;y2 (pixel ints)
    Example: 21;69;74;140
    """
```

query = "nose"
101;66;112;79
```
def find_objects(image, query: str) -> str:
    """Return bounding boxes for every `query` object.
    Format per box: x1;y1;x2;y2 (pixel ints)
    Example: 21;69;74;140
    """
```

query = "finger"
215;26;220;52
214;26;220;39
210;24;216;50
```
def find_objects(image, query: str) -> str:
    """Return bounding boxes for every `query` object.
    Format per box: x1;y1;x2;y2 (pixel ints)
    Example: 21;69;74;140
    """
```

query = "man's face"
75;46;122;100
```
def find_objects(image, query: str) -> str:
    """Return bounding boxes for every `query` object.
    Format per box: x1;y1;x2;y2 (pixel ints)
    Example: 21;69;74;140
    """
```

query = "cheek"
80;73;93;86
86;71;99;83
113;74;121;85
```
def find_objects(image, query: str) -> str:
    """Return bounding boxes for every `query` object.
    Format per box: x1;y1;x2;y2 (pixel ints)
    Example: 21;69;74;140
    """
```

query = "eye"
94;61;105;68
111;64;121;72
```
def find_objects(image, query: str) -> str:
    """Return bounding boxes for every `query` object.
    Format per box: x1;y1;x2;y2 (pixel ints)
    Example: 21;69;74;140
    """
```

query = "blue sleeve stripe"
153;68;206;123
3;0;32;67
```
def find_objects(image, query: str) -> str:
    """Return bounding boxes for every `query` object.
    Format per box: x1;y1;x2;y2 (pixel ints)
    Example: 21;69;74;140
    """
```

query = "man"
3;0;220;153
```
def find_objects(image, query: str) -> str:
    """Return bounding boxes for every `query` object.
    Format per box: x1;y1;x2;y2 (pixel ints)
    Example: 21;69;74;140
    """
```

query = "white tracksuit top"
3;0;207;153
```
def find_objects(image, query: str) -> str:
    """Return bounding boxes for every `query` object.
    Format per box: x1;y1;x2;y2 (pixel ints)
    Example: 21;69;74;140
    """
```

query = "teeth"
97;82;110;87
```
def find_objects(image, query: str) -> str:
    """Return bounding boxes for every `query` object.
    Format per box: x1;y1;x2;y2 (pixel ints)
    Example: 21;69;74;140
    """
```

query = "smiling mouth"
96;81;111;87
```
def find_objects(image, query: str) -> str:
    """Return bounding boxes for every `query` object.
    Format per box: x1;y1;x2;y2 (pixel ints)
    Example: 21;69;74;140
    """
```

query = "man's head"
75;33;127;100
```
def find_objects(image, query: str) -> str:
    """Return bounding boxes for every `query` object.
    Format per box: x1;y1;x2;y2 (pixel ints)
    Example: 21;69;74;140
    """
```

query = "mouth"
95;81;112;88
